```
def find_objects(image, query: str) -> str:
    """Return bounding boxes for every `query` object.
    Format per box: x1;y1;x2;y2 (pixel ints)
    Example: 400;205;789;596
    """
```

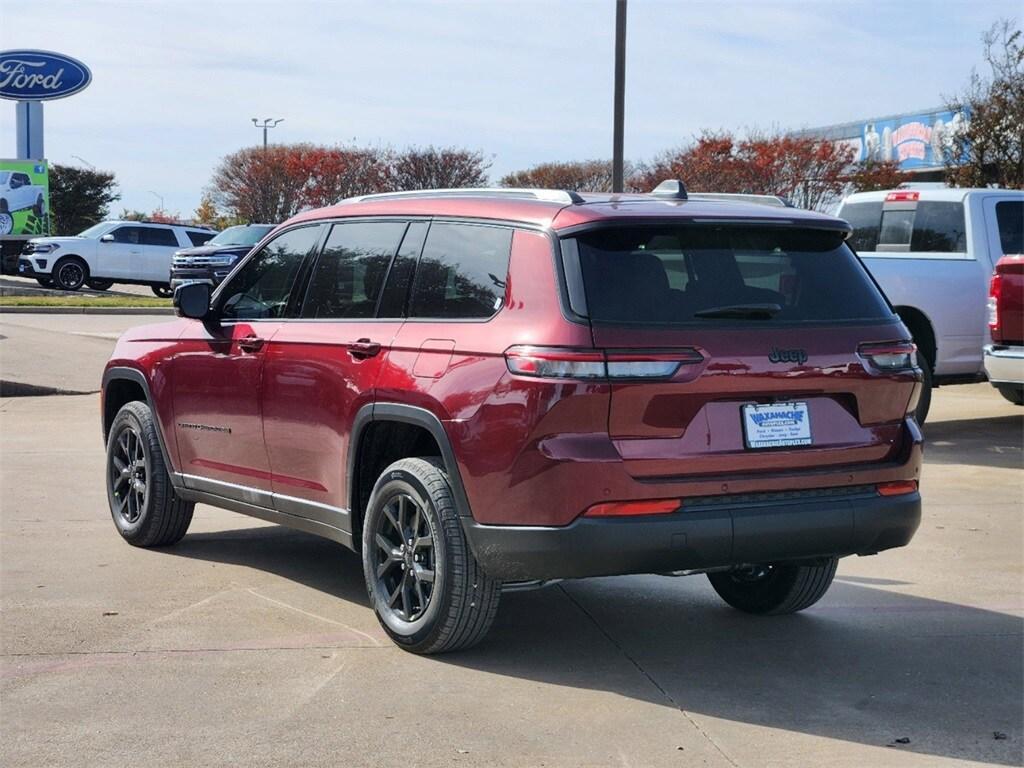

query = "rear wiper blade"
693;303;782;319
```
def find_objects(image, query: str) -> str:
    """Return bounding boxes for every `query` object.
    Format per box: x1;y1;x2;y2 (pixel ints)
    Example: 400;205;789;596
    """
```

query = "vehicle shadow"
924;414;1023;469
167;524;1023;766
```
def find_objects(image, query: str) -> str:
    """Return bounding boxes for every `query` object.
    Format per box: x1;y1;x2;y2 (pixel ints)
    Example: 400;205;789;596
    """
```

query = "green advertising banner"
0;159;49;236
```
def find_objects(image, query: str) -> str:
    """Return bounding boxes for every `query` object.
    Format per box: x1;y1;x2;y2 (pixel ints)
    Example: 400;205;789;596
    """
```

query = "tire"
35;277;54;288
996;384;1024;405
362;457;500;654
152;284;173;299
0;210;12;236
52;257;88;291
914;355;933;425
86;279;114;291
105;401;194;547
707;557;838;615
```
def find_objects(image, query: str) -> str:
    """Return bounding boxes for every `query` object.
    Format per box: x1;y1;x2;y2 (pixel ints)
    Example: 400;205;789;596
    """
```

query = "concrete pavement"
0;328;1021;766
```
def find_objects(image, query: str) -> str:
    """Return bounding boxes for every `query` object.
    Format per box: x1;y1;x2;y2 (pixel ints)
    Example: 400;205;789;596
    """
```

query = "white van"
836;188;1024;421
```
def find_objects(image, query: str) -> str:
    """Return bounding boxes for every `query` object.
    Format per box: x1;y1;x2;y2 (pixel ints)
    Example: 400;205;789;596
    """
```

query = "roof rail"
346;187;585;205
688;192;794;208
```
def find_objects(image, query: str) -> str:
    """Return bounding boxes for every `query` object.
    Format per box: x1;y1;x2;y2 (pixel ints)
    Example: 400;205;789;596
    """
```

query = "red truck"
985;255;1024;404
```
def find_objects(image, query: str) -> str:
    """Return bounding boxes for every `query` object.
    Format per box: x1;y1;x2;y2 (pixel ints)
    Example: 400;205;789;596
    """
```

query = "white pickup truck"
837;187;1024;422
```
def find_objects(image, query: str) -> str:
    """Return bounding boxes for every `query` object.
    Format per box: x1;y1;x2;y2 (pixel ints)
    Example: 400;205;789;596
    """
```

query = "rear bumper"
984;344;1024;386
462;488;921;581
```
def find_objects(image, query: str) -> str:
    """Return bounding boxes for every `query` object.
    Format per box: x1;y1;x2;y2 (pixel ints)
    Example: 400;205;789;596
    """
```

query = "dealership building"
796;107;966;182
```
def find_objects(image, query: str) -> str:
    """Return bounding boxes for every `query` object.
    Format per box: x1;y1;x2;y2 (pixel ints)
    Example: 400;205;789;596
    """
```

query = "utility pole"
252;117;284;149
148;190;164;211
612;0;627;193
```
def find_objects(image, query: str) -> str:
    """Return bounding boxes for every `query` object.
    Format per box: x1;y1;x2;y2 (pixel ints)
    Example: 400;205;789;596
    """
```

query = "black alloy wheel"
371;492;437;622
110;424;149;526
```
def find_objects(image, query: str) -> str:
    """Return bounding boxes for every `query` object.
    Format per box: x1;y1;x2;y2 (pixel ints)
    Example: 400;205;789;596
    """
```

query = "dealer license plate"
742;401;812;449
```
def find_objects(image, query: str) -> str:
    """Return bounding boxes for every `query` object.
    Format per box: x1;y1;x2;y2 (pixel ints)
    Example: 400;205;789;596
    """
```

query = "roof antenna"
651;179;688;200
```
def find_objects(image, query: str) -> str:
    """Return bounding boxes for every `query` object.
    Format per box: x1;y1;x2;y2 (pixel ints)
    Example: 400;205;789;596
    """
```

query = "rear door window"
995;201;1024;255
408;223;513;319
301;221;407;319
569;225;892;326
141;227;180;247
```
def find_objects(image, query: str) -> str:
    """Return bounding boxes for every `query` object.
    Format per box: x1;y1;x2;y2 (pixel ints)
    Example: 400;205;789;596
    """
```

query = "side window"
140;227;180;247
301;221;407;319
187;230;215;247
408;223;513;319
110;226;143;244
910;201;966;252
995;201;1024;255
378;222;428;318
219;226;321;320
841;202;882;252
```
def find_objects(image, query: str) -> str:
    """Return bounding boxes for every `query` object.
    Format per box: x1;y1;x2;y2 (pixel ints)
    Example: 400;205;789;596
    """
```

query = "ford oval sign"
0;50;92;101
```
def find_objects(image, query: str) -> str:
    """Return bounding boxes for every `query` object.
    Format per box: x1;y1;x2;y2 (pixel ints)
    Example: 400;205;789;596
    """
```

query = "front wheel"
362;457;500;654
106;401;194;547
707;558;838;615
996;384;1024;405
152;284;173;298
53;257;88;291
0;210;13;235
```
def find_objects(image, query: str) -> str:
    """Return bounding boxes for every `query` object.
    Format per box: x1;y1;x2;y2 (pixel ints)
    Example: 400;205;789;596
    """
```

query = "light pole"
148;190;164;211
71;154;96;170
612;0;627;193
252;117;284;149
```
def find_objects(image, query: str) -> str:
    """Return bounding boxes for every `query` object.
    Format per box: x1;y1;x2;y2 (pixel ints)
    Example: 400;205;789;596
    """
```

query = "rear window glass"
909;202;966;252
570;226;892;326
841;201;882;252
995;201;1023;255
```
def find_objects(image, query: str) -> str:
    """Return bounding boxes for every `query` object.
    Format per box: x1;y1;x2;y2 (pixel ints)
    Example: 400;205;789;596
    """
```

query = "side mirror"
100;234;115;243
174;282;212;320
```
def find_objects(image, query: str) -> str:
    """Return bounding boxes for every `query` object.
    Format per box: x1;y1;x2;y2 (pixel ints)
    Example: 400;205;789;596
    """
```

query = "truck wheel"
914;356;933;425
106;401;194;547
996;385;1024;405
0;211;12;236
152;284;173;298
53;257;88;291
86;279;114;291
362;457;500;654
707;557;838;615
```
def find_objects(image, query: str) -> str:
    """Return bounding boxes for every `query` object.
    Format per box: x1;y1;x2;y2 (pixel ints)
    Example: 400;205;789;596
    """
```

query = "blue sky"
1;0;1017;217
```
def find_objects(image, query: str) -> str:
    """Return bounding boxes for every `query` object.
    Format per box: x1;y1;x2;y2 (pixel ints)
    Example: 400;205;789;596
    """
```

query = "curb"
0;306;174;315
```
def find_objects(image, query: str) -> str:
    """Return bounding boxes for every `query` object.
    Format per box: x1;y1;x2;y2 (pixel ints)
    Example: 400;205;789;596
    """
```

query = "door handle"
238;334;265;353
348;338;382;359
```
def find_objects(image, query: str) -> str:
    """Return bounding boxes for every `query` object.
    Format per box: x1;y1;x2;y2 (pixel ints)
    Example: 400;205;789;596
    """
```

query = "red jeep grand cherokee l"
101;183;923;654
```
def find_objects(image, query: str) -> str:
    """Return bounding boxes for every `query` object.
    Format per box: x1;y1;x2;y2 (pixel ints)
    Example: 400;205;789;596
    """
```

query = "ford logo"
0;50;92;101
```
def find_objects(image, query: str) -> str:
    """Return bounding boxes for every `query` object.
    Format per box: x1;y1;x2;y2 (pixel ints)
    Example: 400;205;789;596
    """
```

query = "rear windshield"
568;225;893;326
840;200;966;253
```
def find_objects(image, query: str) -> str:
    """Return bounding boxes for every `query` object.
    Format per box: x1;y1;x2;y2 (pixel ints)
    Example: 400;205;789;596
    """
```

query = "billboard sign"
0;159;49;236
853;110;968;170
0;50;92;101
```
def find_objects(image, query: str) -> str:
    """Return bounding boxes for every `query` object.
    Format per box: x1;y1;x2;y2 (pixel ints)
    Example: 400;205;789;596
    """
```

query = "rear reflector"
885;191;920;202
877;480;918;497
585;499;681;517
505;346;702;380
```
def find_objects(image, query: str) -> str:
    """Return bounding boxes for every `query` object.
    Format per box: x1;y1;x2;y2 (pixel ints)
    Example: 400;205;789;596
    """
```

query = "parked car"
0;170;46;235
19;220;215;295
985;254;1024;405
102;183;923;654
169;223;275;290
836;187;1024;422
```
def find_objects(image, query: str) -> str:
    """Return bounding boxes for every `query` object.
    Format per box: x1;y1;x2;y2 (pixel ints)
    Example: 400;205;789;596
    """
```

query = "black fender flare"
348;402;474;519
101;366;182;488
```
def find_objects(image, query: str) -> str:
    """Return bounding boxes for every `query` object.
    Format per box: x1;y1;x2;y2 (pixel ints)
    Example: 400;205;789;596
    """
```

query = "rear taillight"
858;341;918;373
877;480;918;496
584;499;681;517
989;273;1003;342
505;346;703;380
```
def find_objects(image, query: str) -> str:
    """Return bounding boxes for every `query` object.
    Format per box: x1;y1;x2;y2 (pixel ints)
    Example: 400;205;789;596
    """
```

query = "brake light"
505;346;703;380
858;341;918;373
885;191;920;202
877;480;918;496
989;273;1003;342
585;499;681;517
